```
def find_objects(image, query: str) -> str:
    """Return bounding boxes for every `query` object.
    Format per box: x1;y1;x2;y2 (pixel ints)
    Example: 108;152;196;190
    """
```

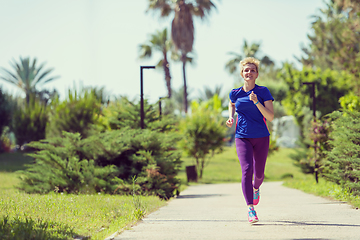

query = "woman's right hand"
226;117;234;128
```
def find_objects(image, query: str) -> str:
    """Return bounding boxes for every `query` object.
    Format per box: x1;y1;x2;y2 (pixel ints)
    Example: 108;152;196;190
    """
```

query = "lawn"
177;146;301;185
0;152;166;240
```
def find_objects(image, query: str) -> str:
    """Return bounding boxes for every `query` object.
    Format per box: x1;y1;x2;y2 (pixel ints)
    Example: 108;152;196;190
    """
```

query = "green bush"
46;88;101;139
12;98;48;146
179;97;227;179
323;110;360;195
19;128;182;199
339;92;360;112
19;132;121;194
82;128;182;199
99;97;177;132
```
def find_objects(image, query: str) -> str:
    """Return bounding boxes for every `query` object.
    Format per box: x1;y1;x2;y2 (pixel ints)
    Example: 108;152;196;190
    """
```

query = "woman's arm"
256;100;274;122
249;91;274;122
226;100;235;127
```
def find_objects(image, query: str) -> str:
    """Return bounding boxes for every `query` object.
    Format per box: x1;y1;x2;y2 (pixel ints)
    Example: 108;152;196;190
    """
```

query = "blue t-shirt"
229;85;274;138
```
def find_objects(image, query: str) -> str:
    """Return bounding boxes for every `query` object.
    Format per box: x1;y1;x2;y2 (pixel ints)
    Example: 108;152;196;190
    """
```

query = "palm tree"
0;57;60;104
198;84;227;108
139;28;174;98
147;0;218;113
225;40;274;78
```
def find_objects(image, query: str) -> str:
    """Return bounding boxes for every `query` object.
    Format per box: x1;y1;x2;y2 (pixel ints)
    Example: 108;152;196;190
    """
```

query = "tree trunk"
182;53;188;113
162;53;172;98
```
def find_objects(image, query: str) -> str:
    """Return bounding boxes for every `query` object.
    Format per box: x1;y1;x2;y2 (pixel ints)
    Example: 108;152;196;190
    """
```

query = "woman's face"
241;63;258;81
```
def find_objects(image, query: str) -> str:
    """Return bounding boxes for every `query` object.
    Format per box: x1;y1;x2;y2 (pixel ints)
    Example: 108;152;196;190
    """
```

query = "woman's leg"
235;138;254;205
252;136;270;190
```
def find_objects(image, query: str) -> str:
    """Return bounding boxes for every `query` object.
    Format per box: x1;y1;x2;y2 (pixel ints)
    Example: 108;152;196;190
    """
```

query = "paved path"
111;182;360;240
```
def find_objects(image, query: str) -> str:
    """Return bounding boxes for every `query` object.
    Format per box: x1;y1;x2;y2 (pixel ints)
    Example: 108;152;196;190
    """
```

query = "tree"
139;28;174;98
0;57;60;104
147;0;218;113
225;40;275;80
299;0;360;93
179;95;226;178
278;63;352;140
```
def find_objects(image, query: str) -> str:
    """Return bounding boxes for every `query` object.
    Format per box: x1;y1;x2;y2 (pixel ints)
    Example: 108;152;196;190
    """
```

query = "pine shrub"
20;128;182;199
19;132;121;194
323;110;360;195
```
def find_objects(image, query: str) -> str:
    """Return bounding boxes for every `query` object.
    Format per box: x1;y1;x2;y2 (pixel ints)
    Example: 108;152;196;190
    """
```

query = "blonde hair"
239;57;260;73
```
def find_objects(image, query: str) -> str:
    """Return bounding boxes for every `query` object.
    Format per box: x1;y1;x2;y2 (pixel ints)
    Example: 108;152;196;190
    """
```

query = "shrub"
46;88;101;139
323;110;360;195
19;128;182;199
339;92;360;112
12;98;48;146
19;132;121;194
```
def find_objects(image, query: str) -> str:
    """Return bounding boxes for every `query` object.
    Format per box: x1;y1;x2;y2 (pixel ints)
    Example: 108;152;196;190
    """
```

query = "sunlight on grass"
0;152;167;240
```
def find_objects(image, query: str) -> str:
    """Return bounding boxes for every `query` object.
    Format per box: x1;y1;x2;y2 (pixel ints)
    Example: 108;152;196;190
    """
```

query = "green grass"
177;146;301;186
0;152;167;240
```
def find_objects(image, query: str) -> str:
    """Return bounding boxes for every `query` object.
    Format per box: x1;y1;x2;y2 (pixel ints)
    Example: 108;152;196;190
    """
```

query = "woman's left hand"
249;91;258;104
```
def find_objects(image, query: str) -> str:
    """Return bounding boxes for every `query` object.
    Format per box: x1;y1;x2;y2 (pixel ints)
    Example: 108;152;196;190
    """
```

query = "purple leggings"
235;136;269;205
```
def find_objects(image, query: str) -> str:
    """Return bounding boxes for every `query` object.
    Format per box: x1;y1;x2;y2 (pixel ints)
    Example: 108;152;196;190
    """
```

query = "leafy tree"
0;57;59;103
139;28;174;98
299;0;360;93
147;0;218;113
179;95;226;178
278;64;352;139
323;110;360;195
339;92;360;112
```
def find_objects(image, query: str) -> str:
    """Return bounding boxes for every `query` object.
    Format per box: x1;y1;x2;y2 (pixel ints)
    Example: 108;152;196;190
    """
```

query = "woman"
226;57;274;224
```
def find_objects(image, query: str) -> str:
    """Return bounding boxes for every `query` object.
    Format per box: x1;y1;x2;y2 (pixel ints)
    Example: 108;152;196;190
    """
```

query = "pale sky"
0;0;324;103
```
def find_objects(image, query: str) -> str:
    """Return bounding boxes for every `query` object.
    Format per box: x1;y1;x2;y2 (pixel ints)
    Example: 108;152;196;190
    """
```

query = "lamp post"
303;81;319;183
140;66;155;129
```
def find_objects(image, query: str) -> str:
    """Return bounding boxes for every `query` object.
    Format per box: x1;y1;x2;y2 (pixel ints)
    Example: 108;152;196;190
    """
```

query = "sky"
0;0;325;104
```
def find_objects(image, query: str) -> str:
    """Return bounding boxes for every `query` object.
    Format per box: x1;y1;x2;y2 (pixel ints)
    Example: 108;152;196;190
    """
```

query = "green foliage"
300;0;360;93
0;57;59;104
278;64;352;139
0;215;76;240
179;97;227;179
99;97;178;133
19;127;182;199
46;88;101;139
82;128;182;199
19;132;121;194
0;88;12;137
339;92;360;112
12;98;48;146
322;110;360;195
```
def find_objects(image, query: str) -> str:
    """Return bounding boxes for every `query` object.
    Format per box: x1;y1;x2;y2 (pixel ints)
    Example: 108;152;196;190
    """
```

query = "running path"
111;182;360;240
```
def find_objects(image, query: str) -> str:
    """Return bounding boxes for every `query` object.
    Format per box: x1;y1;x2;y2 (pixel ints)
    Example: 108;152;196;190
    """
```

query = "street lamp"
303;81;319;183
140;66;155;129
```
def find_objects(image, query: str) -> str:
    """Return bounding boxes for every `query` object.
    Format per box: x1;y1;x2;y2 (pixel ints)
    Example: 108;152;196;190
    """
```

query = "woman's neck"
242;81;255;92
